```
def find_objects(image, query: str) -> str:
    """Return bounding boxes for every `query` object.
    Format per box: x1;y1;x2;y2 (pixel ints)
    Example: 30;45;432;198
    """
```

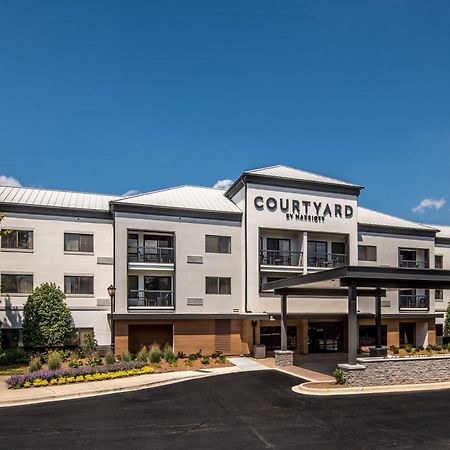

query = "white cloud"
122;189;140;197
412;197;446;213
213;179;233;190
0;175;22;187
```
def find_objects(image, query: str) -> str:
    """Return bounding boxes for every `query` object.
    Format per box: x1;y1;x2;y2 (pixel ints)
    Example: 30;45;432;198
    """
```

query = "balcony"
128;246;175;271
259;250;302;267
399;294;429;311
308;253;347;268
128;290;174;309
399;259;429;269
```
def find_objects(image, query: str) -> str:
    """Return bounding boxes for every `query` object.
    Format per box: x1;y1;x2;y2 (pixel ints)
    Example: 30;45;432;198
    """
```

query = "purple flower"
6;360;147;388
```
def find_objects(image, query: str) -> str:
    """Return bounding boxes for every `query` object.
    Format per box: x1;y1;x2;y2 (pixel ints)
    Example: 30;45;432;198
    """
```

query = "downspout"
244;177;248;312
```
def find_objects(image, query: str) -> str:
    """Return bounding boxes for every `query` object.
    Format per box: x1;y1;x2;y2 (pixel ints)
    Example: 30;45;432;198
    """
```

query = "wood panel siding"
215;319;231;353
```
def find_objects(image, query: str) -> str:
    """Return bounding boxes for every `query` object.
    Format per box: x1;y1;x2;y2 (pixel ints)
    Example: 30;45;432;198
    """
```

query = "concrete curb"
292;380;450;396
0;367;240;408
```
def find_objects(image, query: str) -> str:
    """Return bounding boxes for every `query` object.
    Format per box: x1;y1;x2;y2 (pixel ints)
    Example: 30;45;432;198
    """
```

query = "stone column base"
274;350;294;366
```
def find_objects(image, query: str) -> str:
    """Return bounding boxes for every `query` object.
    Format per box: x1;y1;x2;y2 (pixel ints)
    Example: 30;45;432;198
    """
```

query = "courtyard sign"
253;196;354;223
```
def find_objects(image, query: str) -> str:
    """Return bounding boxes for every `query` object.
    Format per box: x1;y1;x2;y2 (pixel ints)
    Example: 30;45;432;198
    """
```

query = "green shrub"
47;351;62;370
188;353;197;361
149;344;162;364
333;367;345;385
176;351;186;359
163;345;177;363
0;348;31;366
136;346;149;362
416;346;424;351
29;356;42;372
120;350;132;362
22;283;73;347
201;356;210;365
194;349;202;359
211;351;222;359
426;344;433;352
104;351;115;365
390;345;399;354
217;354;227;364
68;360;83;368
81;331;98;357
447;343;450;352
435;345;443;352
185;359;193;367
88;355;102;367
405;345;413;353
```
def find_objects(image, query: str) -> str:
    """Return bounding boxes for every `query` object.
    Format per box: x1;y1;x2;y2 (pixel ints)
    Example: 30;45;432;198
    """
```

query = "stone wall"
341;356;450;386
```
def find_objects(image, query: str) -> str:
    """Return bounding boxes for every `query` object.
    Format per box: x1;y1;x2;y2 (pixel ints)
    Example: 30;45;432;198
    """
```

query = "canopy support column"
348;284;358;366
281;294;288;351
375;294;382;349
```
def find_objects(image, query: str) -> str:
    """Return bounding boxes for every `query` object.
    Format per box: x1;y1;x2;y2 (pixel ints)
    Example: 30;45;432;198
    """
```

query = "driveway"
1;370;449;449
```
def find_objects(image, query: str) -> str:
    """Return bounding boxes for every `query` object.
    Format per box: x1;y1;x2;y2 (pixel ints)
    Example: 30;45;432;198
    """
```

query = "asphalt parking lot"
1;370;450;449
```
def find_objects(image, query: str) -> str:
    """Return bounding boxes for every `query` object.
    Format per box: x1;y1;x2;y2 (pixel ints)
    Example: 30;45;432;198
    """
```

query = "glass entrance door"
308;322;344;352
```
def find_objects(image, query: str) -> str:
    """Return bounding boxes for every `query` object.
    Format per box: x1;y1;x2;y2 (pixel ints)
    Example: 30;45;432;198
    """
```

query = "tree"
445;302;450;337
0;213;12;239
22;283;73;347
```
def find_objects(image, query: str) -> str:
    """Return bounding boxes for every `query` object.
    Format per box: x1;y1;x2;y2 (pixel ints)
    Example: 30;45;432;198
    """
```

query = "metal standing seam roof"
113;185;243;213
357;206;437;232
245;164;363;188
0;186;120;211
428;224;450;239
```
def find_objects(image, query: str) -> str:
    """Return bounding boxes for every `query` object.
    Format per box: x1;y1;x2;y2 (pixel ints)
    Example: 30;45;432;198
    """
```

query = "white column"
302;231;308;275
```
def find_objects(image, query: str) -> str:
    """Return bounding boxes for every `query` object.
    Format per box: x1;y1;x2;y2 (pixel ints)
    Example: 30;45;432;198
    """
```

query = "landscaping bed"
4;346;233;389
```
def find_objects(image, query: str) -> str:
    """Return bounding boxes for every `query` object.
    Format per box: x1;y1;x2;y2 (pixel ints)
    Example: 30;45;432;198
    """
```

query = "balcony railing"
259;250;302;266
128;246;174;264
399;294;429;310
399;259;428;269
128;290;174;308
307;253;347;268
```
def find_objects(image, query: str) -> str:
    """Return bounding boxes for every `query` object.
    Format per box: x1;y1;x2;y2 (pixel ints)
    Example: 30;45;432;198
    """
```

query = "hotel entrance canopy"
260;266;450;366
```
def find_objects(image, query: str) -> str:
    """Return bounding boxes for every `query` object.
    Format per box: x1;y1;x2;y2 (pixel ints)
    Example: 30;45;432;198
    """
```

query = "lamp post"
107;285;116;353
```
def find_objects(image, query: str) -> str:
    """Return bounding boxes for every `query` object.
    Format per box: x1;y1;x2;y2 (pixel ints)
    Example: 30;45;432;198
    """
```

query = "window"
64;276;94;295
144;276;172;291
435;289;444;300
1;274;33;293
435;255;443;269
358;245;377;261
64;233;93;252
358;325;387;347
205;235;231;254
1;230;33;250
206;277;231;295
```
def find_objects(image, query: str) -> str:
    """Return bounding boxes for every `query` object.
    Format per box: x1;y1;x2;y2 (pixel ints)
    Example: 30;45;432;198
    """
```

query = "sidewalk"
254;357;335;382
0;366;242;408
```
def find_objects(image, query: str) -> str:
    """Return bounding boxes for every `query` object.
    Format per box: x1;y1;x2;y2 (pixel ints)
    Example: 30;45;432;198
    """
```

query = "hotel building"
0;165;449;355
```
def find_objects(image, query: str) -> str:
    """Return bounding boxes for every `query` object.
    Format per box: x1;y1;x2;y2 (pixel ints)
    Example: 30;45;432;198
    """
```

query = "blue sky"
0;1;449;224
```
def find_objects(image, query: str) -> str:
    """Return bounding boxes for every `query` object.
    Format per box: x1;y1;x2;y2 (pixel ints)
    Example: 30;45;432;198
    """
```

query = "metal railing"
399;294;429;310
307;253;347;268
259;250;302;266
128;290;174;308
128;246;174;264
399;259;428;269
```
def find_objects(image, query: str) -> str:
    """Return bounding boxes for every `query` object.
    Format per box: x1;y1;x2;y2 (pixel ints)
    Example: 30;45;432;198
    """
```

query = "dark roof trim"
358;224;436;238
273;288;386;297
225;173;363;198
111;202;242;222
111;313;268;320
0;204;113;221
436;237;450;246
261;265;450;291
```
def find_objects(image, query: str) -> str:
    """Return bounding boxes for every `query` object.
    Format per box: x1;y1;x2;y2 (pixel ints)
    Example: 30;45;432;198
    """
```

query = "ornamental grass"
6;361;152;389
